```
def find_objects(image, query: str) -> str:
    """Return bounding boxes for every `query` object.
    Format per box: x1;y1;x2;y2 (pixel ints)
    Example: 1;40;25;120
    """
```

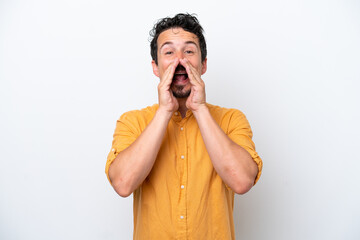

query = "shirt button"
181;185;185;189
180;215;184;219
181;155;185;159
180;127;184;131
174;112;178;116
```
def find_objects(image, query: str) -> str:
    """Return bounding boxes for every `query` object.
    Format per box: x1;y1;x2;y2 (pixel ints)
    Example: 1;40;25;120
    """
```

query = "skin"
152;27;207;117
109;28;258;197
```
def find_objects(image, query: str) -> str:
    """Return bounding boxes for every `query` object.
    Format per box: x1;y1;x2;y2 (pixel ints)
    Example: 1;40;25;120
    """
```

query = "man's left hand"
180;58;207;112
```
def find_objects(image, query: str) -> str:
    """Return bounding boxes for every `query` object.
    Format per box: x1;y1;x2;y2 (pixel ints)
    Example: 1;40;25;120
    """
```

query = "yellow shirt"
106;103;262;240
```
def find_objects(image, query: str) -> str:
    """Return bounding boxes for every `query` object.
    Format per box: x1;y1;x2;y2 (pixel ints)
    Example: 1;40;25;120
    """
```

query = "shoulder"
206;103;247;121
119;104;159;121
116;104;158;133
206;103;250;134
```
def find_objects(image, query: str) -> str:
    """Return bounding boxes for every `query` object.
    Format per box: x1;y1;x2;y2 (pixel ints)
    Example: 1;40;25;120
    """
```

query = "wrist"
156;107;175;121
192;104;209;118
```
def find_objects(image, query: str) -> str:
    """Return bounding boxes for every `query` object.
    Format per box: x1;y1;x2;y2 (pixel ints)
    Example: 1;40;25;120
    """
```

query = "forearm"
109;109;172;197
193;106;258;194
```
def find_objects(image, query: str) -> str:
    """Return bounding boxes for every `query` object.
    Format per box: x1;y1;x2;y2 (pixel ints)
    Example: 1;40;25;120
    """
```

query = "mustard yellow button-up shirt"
106;104;262;240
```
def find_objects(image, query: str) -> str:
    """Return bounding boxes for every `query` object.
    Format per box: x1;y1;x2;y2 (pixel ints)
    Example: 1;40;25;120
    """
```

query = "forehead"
157;28;199;48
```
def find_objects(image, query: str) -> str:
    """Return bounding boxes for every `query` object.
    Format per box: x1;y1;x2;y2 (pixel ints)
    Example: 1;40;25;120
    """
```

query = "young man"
106;13;263;239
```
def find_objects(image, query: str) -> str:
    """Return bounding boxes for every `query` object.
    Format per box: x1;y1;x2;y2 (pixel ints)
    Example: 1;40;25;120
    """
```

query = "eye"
185;50;194;54
165;51;173;55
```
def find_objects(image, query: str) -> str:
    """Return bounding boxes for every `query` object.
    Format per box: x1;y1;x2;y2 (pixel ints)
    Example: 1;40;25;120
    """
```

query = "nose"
175;51;184;60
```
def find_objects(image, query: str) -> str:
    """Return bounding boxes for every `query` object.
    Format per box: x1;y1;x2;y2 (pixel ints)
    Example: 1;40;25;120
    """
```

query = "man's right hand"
157;59;179;114
109;60;180;197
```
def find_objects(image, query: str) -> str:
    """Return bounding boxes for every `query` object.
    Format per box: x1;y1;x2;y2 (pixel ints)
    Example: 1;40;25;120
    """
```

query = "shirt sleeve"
105;112;142;184
226;109;263;185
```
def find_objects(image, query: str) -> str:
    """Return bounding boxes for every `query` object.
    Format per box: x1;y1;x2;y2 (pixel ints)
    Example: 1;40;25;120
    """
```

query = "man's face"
152;28;207;98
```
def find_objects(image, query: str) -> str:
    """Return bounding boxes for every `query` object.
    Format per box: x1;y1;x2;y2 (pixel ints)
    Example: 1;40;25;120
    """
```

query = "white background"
1;0;359;239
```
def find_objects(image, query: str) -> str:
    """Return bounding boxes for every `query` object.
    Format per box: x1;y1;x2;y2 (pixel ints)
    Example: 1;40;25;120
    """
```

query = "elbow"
233;161;258;194
232;177;254;195
112;179;133;198
227;165;257;194
116;188;132;198
109;165;133;198
110;173;133;198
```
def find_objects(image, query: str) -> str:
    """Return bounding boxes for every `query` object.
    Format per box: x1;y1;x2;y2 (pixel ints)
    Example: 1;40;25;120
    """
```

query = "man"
105;13;262;239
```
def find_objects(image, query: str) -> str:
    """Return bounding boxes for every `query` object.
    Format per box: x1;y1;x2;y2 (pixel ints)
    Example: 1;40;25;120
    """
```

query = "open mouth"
173;73;188;82
172;64;188;83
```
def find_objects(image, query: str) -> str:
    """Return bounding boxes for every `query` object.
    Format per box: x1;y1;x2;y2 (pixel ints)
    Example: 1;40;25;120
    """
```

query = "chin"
171;83;191;98
172;89;191;99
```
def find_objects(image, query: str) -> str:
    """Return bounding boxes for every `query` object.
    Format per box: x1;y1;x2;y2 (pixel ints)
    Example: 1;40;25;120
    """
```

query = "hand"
180;58;207;112
157;59;179;114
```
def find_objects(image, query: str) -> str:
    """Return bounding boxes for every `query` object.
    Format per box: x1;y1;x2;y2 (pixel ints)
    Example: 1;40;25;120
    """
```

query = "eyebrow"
159;41;199;51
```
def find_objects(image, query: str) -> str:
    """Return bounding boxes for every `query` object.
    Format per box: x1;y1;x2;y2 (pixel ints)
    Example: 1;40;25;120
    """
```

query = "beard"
171;84;191;98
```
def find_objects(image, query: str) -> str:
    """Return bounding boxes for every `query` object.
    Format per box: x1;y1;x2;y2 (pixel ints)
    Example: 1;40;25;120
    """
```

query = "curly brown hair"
150;13;207;65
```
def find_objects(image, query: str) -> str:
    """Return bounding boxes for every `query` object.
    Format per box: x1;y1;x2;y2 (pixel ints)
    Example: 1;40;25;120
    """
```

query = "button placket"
175;118;188;235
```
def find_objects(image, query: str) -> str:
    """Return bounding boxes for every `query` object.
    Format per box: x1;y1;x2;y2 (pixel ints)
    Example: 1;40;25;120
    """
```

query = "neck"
177;98;188;118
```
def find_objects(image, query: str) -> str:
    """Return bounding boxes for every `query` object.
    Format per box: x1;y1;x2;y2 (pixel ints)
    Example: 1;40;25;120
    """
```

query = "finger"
187;61;204;85
180;59;202;86
161;58;179;87
160;59;175;83
180;58;196;85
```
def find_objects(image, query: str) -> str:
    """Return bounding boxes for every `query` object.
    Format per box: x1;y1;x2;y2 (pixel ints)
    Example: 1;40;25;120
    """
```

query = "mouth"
172;64;189;84
172;73;188;83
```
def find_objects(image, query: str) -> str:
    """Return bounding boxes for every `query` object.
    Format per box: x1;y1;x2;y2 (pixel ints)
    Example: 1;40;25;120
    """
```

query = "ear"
151;60;159;77
201;58;207;75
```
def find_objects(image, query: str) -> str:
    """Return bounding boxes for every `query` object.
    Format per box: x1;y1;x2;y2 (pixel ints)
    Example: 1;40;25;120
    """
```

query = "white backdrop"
1;0;359;239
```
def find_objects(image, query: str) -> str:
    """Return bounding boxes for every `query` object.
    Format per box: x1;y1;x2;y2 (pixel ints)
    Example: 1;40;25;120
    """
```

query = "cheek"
185;55;201;65
158;60;172;75
187;59;202;71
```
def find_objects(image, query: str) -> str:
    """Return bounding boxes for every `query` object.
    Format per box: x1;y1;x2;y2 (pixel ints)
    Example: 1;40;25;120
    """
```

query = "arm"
108;59;179;197
193;107;258;194
108;109;172;197
182;59;258;194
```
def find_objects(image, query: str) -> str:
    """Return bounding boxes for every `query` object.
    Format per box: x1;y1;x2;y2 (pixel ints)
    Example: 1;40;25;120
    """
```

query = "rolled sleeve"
105;112;141;184
226;110;263;185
